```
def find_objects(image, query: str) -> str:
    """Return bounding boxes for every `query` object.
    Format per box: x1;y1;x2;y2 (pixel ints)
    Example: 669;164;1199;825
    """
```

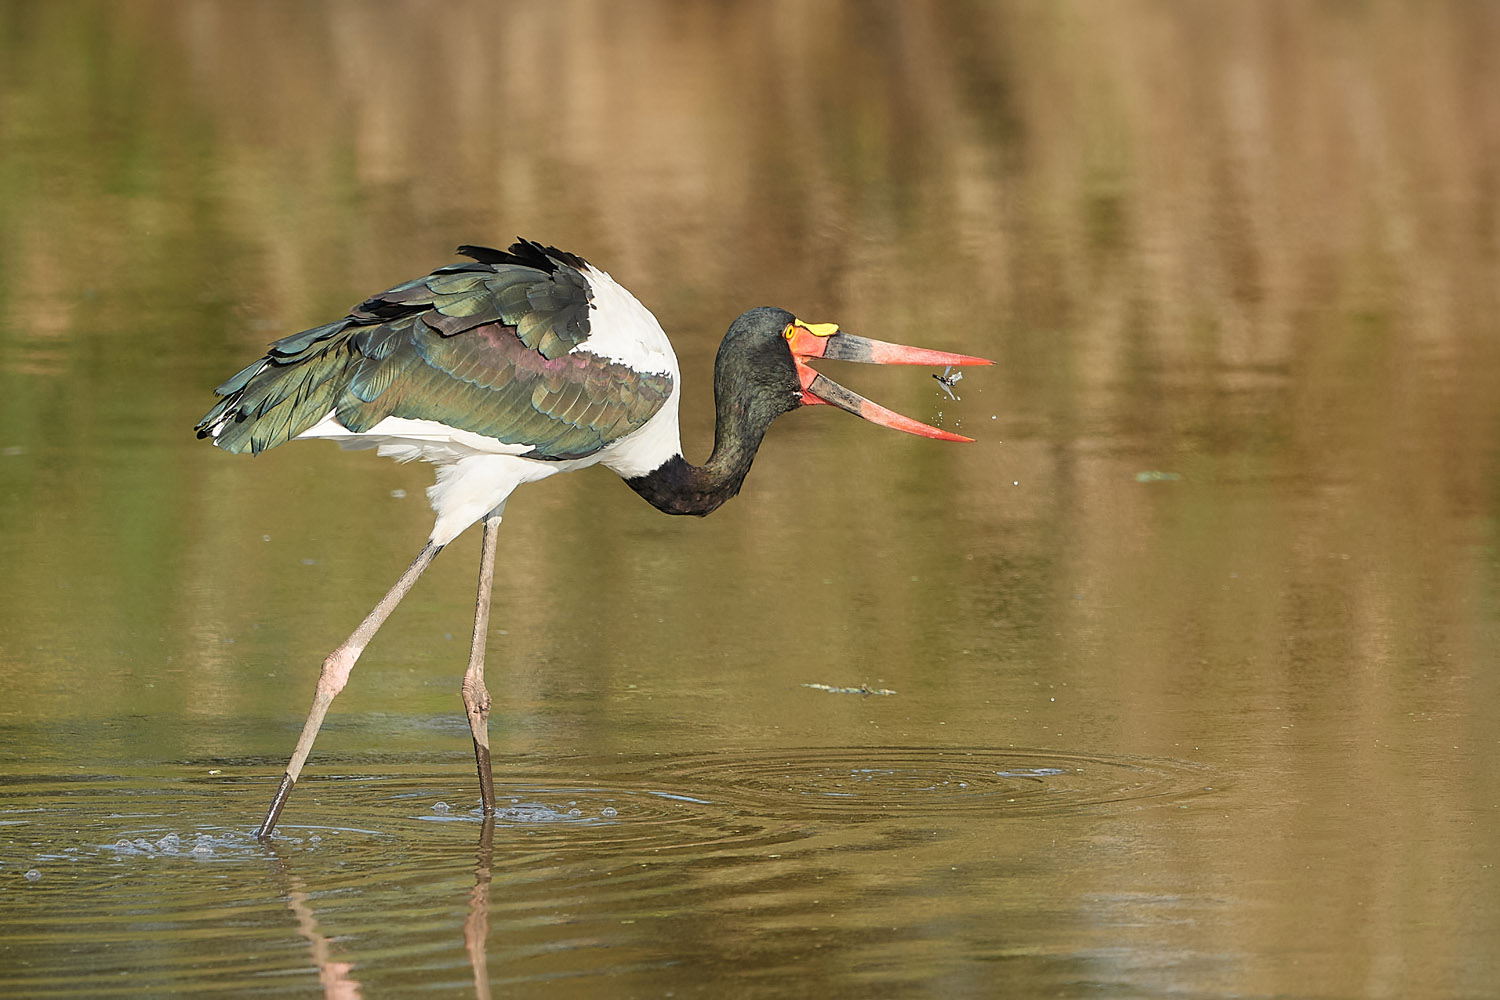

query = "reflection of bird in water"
268;851;364;999
265;821;497;998
198;240;991;838
465;816;496;1000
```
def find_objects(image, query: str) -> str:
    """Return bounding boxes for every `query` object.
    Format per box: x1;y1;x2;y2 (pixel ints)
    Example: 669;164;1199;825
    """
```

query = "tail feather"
196;337;358;455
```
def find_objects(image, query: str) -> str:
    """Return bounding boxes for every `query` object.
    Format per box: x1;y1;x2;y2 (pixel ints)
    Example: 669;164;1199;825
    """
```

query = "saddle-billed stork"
198;240;991;839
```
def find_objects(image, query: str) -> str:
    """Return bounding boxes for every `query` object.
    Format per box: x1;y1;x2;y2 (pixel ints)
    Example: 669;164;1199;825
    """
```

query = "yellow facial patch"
783;319;840;340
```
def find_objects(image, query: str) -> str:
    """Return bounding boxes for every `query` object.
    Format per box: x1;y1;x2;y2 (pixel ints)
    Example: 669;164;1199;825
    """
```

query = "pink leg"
255;540;443;840
461;512;502;814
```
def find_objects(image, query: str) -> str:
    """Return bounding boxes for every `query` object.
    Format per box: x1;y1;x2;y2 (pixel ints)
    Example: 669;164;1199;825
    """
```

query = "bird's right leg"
461;511;502;814
255;540;444;840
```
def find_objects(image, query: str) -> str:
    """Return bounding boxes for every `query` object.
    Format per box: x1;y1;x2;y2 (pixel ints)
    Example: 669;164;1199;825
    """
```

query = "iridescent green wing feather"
196;242;672;459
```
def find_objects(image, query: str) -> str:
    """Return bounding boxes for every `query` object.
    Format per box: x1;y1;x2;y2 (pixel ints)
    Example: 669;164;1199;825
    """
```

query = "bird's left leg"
255;540;443;839
461;510;502;813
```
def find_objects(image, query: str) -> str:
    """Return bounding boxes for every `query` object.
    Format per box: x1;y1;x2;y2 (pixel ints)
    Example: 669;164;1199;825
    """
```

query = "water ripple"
0;747;1213;995
632;746;1212;820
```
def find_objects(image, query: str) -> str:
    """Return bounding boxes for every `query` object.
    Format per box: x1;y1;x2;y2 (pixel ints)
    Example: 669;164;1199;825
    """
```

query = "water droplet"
25;869;41;881
432;801;451;813
600;806;619;818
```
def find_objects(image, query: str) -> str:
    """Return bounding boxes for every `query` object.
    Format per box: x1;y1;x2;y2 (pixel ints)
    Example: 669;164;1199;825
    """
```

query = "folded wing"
196;241;673;461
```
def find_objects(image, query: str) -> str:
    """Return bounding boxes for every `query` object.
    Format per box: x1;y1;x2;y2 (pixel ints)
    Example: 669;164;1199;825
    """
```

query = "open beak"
785;322;994;442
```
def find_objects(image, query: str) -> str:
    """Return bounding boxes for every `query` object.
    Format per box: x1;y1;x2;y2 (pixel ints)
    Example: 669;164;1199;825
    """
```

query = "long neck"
624;393;772;516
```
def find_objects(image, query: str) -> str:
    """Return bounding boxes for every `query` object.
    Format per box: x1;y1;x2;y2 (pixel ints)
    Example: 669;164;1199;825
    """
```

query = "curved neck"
624;395;772;516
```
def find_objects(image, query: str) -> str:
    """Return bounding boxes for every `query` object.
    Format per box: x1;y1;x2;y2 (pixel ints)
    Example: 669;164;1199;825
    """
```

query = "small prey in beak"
783;320;993;441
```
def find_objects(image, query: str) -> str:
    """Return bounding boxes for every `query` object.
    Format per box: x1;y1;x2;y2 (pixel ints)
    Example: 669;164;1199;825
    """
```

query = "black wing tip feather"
456;239;591;274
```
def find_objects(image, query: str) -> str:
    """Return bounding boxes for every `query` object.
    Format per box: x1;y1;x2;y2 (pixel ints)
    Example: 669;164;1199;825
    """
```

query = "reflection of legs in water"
265;818;496;1000
465;815;497;1000
272;854;364;1000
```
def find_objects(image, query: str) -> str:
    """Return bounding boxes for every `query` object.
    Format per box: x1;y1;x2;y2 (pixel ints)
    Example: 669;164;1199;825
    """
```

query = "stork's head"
718;306;992;442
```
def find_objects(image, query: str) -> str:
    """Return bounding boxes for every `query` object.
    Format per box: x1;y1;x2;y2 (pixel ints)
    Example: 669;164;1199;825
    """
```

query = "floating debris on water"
803;683;898;696
1135;470;1182;482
